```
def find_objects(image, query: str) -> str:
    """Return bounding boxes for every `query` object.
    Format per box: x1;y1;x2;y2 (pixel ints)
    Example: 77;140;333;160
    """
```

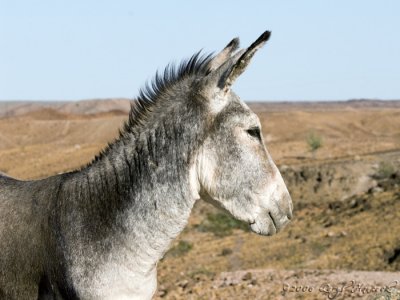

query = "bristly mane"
119;50;214;137
86;50;214;166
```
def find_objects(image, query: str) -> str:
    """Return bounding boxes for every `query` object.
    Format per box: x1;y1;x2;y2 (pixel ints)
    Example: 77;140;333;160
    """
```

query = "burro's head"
195;31;293;236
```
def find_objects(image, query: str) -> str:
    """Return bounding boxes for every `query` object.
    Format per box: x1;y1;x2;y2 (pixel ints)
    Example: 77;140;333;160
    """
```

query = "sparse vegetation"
309;240;328;257
188;267;215;280
166;240;193;257
197;212;249;237
376;161;395;179
306;132;323;154
371;289;400;300
220;248;233;256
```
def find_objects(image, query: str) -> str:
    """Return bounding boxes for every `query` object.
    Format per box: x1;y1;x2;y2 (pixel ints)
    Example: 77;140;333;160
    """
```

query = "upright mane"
120;51;214;137
86;50;214;166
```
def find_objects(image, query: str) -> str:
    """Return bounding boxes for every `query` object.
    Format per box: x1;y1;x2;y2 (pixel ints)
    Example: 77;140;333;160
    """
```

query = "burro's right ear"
200;31;271;104
221;31;271;90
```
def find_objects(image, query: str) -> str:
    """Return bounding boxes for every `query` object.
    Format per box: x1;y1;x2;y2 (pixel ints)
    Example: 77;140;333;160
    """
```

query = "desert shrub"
306;132;323;152
166;240;193;257
188;267;215;279
376;161;395;179
197;212;249;237
220;248;233;256
309;240;328;256
371;288;400;300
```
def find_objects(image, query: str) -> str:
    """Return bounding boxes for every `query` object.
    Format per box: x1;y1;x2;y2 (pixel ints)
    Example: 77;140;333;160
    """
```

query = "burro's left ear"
201;31;271;99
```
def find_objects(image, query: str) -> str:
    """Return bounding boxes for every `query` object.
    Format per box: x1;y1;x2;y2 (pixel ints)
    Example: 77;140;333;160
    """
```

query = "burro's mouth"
249;212;291;236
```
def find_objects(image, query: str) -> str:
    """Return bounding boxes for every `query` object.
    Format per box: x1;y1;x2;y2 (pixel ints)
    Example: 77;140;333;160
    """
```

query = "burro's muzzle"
250;169;293;236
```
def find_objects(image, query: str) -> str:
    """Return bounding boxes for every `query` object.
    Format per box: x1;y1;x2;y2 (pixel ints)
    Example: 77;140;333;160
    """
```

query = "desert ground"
0;99;399;299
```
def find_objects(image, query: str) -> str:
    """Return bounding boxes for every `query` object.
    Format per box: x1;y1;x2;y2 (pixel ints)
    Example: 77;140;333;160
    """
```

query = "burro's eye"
246;127;262;141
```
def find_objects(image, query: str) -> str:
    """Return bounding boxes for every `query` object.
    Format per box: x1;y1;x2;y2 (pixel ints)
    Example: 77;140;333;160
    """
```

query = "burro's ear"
222;30;271;89
202;31;271;97
208;37;240;71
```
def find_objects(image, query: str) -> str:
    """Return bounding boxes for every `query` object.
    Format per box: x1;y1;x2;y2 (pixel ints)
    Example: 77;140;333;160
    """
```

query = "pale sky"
1;0;399;101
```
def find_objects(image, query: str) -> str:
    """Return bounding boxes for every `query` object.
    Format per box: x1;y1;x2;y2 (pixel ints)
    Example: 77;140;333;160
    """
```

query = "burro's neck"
68;120;202;299
113;133;200;267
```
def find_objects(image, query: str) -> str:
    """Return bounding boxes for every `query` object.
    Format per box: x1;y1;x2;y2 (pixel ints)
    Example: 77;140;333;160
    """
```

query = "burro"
0;31;292;300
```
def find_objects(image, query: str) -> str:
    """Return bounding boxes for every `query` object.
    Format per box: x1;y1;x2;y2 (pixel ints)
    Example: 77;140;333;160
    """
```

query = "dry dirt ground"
0;100;399;299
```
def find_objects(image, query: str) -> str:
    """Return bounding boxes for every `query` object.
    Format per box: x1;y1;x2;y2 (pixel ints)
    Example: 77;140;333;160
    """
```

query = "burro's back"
0;31;292;299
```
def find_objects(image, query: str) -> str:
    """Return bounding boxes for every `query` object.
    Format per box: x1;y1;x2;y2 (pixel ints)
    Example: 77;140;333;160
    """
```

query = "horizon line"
1;98;399;103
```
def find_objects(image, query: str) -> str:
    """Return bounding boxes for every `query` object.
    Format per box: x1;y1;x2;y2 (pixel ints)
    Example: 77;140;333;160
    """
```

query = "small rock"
329;202;342;211
250;279;258;286
177;280;188;289
349;199;358;208
279;164;289;171
371;186;384;194
157;285;168;297
326;231;336;238
372;163;380;170
242;272;252;281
